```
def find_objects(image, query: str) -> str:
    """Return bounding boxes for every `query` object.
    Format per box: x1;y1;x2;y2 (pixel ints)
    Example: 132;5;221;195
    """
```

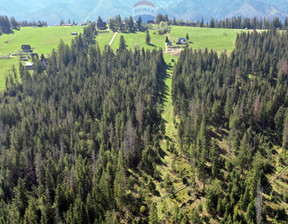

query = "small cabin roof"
22;45;31;49
25;62;33;66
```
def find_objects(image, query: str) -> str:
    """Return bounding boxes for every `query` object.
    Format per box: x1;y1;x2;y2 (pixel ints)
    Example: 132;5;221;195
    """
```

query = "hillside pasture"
168;26;247;54
95;30;115;51
110;31;166;52
0;26;85;56
0;26;248;90
109;27;247;55
0;26;85;90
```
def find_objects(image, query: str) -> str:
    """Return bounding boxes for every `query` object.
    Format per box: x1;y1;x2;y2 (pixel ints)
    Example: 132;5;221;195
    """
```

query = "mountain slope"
1;0;288;24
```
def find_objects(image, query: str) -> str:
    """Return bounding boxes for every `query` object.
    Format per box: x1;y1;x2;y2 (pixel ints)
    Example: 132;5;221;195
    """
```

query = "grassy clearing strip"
150;54;195;220
160;185;190;201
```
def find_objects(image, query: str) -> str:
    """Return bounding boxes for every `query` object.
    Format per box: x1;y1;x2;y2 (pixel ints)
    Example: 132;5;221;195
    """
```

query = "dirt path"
109;32;118;46
164;34;182;56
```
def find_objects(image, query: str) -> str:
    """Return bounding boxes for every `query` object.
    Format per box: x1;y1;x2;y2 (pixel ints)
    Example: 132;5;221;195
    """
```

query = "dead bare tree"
282;110;288;155
123;120;137;167
256;179;263;224
253;95;261;124
189;97;196;129
109;122;115;147
136;100;144;130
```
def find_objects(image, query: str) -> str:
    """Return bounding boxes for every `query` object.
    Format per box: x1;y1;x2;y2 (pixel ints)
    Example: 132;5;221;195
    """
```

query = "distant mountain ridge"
1;0;288;24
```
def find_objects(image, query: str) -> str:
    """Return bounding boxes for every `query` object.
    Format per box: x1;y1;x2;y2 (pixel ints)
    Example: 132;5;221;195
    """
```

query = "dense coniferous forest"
155;14;288;30
0;24;167;222
205;17;287;29
172;30;288;223
0;15;17;34
1;15;288;223
0;15;47;35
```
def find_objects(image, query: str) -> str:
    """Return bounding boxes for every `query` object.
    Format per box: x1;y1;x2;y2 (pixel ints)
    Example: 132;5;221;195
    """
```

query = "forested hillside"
0;22;288;223
172;30;288;223
0;26;167;223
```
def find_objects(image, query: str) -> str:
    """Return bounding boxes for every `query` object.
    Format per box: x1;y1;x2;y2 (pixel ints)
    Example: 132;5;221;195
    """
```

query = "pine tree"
128;16;134;32
137;16;142;31
256;180;263;224
149;203;159;224
200;18;204;27
23;198;39;224
97;16;105;30
246;200;256;223
119;35;126;51
197;150;207;193
146;30;151;45
173;16;177;25
165;36;169;43
114;152;127;208
186;33;189;41
282;109;288;155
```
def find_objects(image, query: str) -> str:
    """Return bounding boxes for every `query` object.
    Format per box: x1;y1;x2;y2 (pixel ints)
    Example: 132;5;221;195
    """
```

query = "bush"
140;205;147;214
153;167;161;181
147;177;156;193
127;176;136;189
198;203;203;213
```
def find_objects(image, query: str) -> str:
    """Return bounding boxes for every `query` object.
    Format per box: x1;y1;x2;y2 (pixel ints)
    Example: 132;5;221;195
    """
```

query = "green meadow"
0;25;247;90
0;59;18;89
95;31;115;51
0;26;85;56
110;31;166;51
168;26;246;53
0;27;116;89
0;26;84;89
110;26;246;53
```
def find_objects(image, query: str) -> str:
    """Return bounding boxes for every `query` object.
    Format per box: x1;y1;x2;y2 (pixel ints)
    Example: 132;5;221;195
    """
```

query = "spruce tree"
165;36;169;43
149;203;159;224
146;30;151;45
119;35;126;50
282;109;288;155
186;33;189;41
128;16;134;32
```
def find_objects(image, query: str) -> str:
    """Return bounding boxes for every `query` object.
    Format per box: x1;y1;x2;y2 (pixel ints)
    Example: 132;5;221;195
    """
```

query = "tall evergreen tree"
149;203;159;224
119;35;126;50
146;30;151;45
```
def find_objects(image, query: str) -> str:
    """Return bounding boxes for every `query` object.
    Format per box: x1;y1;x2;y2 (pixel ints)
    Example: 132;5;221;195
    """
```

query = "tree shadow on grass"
147;43;157;48
158;147;167;160
158;63;172;107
